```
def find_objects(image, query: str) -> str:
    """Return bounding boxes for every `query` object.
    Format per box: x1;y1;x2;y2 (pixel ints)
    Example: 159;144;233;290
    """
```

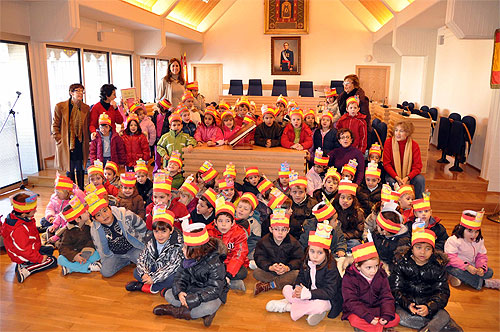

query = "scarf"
392;137;413;178
69;99;83;150
308;260;318;290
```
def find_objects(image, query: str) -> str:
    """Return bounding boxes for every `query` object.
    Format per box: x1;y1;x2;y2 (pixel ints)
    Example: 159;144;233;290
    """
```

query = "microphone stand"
2;92;25;189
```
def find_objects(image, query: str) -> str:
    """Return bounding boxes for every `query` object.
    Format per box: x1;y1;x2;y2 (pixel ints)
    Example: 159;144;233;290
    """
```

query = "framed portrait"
265;0;309;34
271;36;301;75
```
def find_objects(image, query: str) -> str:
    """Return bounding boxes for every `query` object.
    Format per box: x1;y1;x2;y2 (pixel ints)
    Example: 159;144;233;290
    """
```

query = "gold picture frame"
265;0;309;35
271;36;301;75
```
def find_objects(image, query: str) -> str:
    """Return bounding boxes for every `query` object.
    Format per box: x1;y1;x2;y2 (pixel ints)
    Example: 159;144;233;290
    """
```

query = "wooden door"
356;65;390;104
191;64;222;104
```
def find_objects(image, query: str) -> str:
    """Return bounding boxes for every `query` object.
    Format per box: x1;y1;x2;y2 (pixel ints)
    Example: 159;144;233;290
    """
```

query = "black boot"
153;304;192;320
125;281;144;291
76;170;85;190
203;312;217;327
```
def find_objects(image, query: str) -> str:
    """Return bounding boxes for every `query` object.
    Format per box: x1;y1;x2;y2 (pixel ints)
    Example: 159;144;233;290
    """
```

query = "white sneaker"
266;299;291;313
249;260;257;270
61;266;70;276
88;261;102;272
306;311;327;326
15;264;30;283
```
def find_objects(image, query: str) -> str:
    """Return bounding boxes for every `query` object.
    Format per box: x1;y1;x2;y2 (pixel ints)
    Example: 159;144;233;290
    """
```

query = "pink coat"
194;124;224;143
45;188;86;238
140;117;157;146
444;235;488;270
221;125;240;142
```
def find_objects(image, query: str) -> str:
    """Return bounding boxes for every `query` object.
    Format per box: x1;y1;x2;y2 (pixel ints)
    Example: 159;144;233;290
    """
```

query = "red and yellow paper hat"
218;101;230;111
120;172;137;188
369;143;382;157
176;103;189;114
168;150;183;168
308;222;333;249
201;167;218;182
62;196;87;222
87;160;104;177
239;192;258;210
152;205;174;227
352;242;379;263
325;88;338;98
153;173;172;194
85;192;108;216
242;115;255;125
220;110;234;121
183;223;210;247
314;148;329;167
11;191;37;213
288;100;298;109
181;90;194;102
289;170;307;188
346;95;360;107
411;229;436;247
267;188;288;209
289;108;303;119
99;113;112;126
236;96;251;108
321;111;334;122
304;108;315;119
257;176;274;193
338;180;358;196
245;167;260;178
55;175;74;191
168;112;182;123
342;159;358;177
85;183;107;199
159;99;172;109
186;81;199;90
398;185;414;198
270;208;290;228
134;159;148;174
325;167;341;183
377;212;402;234
199;160;214;173
381;184;401;203
413;192;431;211
128;103;144;114
312;200;336;222
278;162;291;178
127;113;139;126
218;177;234;191
204;106;218;121
276;95;288;107
104;161;119;175
180;175;199;197
460;209;484;230
365;162;381;179
202;188;217;208
262;107;278;118
215;196;235;218
223;163;237;178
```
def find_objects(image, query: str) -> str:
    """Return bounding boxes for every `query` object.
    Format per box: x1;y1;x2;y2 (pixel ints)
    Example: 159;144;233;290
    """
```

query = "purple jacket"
140;116;157;146
89;130;127;165
328;145;365;185
341;264;396;323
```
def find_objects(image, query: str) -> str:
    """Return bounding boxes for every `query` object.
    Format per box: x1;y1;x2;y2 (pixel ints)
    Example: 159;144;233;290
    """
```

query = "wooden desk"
219;95;324;111
182;145;306;182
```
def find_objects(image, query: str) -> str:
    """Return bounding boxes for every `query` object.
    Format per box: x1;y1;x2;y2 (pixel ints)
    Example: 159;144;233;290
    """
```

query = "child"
398;184;414;223
288;171;318;242
134;104;156;158
357;162;382;216
117;172;146;220
235;192;260;259
191;188;216;225
187;81;206;112
391;230;463;331
181;91;201;125
273;162;291;196
266;222;343;324
1;192;58;282
307;148;329;196
207;198;249;291
342;242;400;332
255;178;278;236
58;197;102;275
88;160;119;197
194;106;223;146
126;207;183;294
157;113;196;168
312;167;340;204
122;113;150;172
134;159;153;204
242;167;262;196
253;209;304;295
310;111;339;166
341;159;358;182
303;109;317;131
364;184;400;241
153;99;172;172
165;151;184;189
324;88;340;125
275;95;288;125
333;180;364;251
178;104;196;137
218;177;240;203
178;175;199;213
220;110;239;144
367;143;385;181
104;161;120;189
410;192;449;251
235;97;251;127
445;210;500;289
254;107;283;148
223;162;243;193
196;161;219;194
89;113;126;166
281;109;313;151
153;223;229;327
336;96;367;153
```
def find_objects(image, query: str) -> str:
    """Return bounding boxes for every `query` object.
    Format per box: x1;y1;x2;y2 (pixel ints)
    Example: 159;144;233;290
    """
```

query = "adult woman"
89;84;124;140
337;74;371;130
157;58;185;108
327;128;365;185
383;121;426;199
52;83;90;190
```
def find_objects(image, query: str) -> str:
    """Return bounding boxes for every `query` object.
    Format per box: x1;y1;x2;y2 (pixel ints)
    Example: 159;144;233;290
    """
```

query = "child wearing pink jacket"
194;106;223;146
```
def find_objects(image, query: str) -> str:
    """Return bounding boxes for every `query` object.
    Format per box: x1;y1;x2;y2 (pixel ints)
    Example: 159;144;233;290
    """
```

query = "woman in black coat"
337;74;371;131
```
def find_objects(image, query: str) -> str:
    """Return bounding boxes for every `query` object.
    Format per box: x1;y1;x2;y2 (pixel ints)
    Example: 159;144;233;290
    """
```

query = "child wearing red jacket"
89;113;127;166
207;197;249;291
1;192;57;283
121;114;150;172
281;109;313;151
336;96;367;153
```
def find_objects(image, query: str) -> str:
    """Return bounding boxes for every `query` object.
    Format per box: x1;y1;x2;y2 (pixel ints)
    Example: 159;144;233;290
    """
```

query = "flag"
492;29;500;89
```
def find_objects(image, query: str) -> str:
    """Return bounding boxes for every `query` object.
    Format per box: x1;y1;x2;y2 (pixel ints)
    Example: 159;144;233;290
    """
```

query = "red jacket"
89;131;127;165
104;180;119;197
336;113;367;153
1;213;43;264
89;101;124;133
207;222;249;277
145;197;191;231
382;138;422;180
122;132;150;167
280;123;313;149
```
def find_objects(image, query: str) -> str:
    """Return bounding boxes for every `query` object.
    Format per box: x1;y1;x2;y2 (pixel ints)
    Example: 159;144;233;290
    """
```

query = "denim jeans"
164;289;222;319
386;174;426;199
133;266;176;292
57;251;100;274
100;247;142;278
447;266;494;290
397;306;450;331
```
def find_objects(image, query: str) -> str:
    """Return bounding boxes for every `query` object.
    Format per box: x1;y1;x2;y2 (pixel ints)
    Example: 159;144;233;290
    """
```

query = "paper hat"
352;242;379;263
87;160;104;177
223;163;237;178
127;113;139;125
215;196;235;217
134;159;148;174
202;188;217;208
276;95;288;107
398;185;414;197
120;172;137;188
128;103;144;114
289;170;307;188
257;176;274;193
62;196;87;222
411;229;436;248
460;209;484;230
262;106;278;118
104;161;119;175
85;192;108;216
183;223;210;247
180;175;199;197
365;162;381;179
220;110;234;120
381;184;401;203
186;81;199;90
288;100;298;108
369;143;382;157
308;222;333;249
314;148;329;167
11;191;37;213
219;101;230;111
324;167;341;183
312;199;336;222
85;183;107;199
325;88;338;98
242;115;255;125
159;99;172;109
341;159;358;177
152;205;174;227
204;106;218;120
321;111;334;122
304;109;315;119
153;173;172;194
338;180;358;196
236;96;251;108
377;212;402;234
55;175;74;191
176;103;189;114
278;162;291;178
245;167;259;178
289;108;303;119
413;192;431;211
218;177;234;190
346;95;360;107
201;166;218;182
239;192;258;210
270;208;290;228
98;113;111;126
181;90;194;102
168;150;183;168
199;160;214;173
168;112;182;123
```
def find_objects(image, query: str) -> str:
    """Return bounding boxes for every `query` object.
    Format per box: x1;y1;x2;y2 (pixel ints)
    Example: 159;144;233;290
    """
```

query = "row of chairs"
437;113;476;172
396;101;438;122
228;79;345;97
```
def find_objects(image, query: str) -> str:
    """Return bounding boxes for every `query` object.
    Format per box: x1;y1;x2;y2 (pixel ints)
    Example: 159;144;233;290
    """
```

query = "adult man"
280;42;294;72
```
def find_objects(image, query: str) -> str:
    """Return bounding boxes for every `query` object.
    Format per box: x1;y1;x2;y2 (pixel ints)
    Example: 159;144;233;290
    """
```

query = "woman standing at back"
157;58;185;108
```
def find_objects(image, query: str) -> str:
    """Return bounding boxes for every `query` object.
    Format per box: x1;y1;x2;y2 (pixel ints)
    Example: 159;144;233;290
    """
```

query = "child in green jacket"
156;113;197;168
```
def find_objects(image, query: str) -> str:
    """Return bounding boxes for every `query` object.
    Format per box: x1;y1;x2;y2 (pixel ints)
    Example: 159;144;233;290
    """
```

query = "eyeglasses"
343;81;353;85
72;89;85;94
339;135;352;140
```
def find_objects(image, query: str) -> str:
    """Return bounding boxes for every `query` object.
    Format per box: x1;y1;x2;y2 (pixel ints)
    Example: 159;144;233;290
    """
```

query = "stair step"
426;179;488;192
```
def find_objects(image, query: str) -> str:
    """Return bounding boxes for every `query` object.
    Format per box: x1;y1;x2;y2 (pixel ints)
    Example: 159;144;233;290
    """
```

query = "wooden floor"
1;147;500;331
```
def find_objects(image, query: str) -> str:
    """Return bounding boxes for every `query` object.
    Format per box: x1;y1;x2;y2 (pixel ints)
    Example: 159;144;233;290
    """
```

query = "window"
83;50;109;105
46;46;81;117
0;41;39;187
111;53;133;100
156;59;169;96
140;57;155;103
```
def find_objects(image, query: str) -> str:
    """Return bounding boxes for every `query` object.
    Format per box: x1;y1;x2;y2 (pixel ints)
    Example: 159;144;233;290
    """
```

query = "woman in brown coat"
52;83;90;190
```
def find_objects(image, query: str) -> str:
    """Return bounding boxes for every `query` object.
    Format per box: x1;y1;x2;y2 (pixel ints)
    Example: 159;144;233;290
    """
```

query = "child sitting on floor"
397;184;414;223
165;151;184;190
242;167;262;196
367;143;385;181
363;184;401;241
194;106;223;146
357;162;382;216
88;160;119;197
178;175;199;213
235;192;260;259
134;159;153;205
333;180;364;252
336;96;367;153
288;171;318;241
273;162;291;196
196;161;219;195
104;161;120;189
341;159;358;182
117;172;146;220
217;177;240;204
312;167;340;204
281;109;313;151
254;106;282;148
191;188;217;225
307;148;329;196
156;113;196;168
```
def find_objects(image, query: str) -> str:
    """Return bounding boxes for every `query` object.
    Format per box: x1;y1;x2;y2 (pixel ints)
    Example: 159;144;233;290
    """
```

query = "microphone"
370;90;376;103
16;91;21;96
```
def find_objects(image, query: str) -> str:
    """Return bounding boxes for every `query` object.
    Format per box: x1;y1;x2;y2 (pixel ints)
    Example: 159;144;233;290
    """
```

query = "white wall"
0;1;31;36
399;56;426;105
431;27;494;170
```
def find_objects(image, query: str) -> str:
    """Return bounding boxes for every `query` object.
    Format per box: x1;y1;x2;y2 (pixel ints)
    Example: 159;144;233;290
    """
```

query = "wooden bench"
218;95;324;111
